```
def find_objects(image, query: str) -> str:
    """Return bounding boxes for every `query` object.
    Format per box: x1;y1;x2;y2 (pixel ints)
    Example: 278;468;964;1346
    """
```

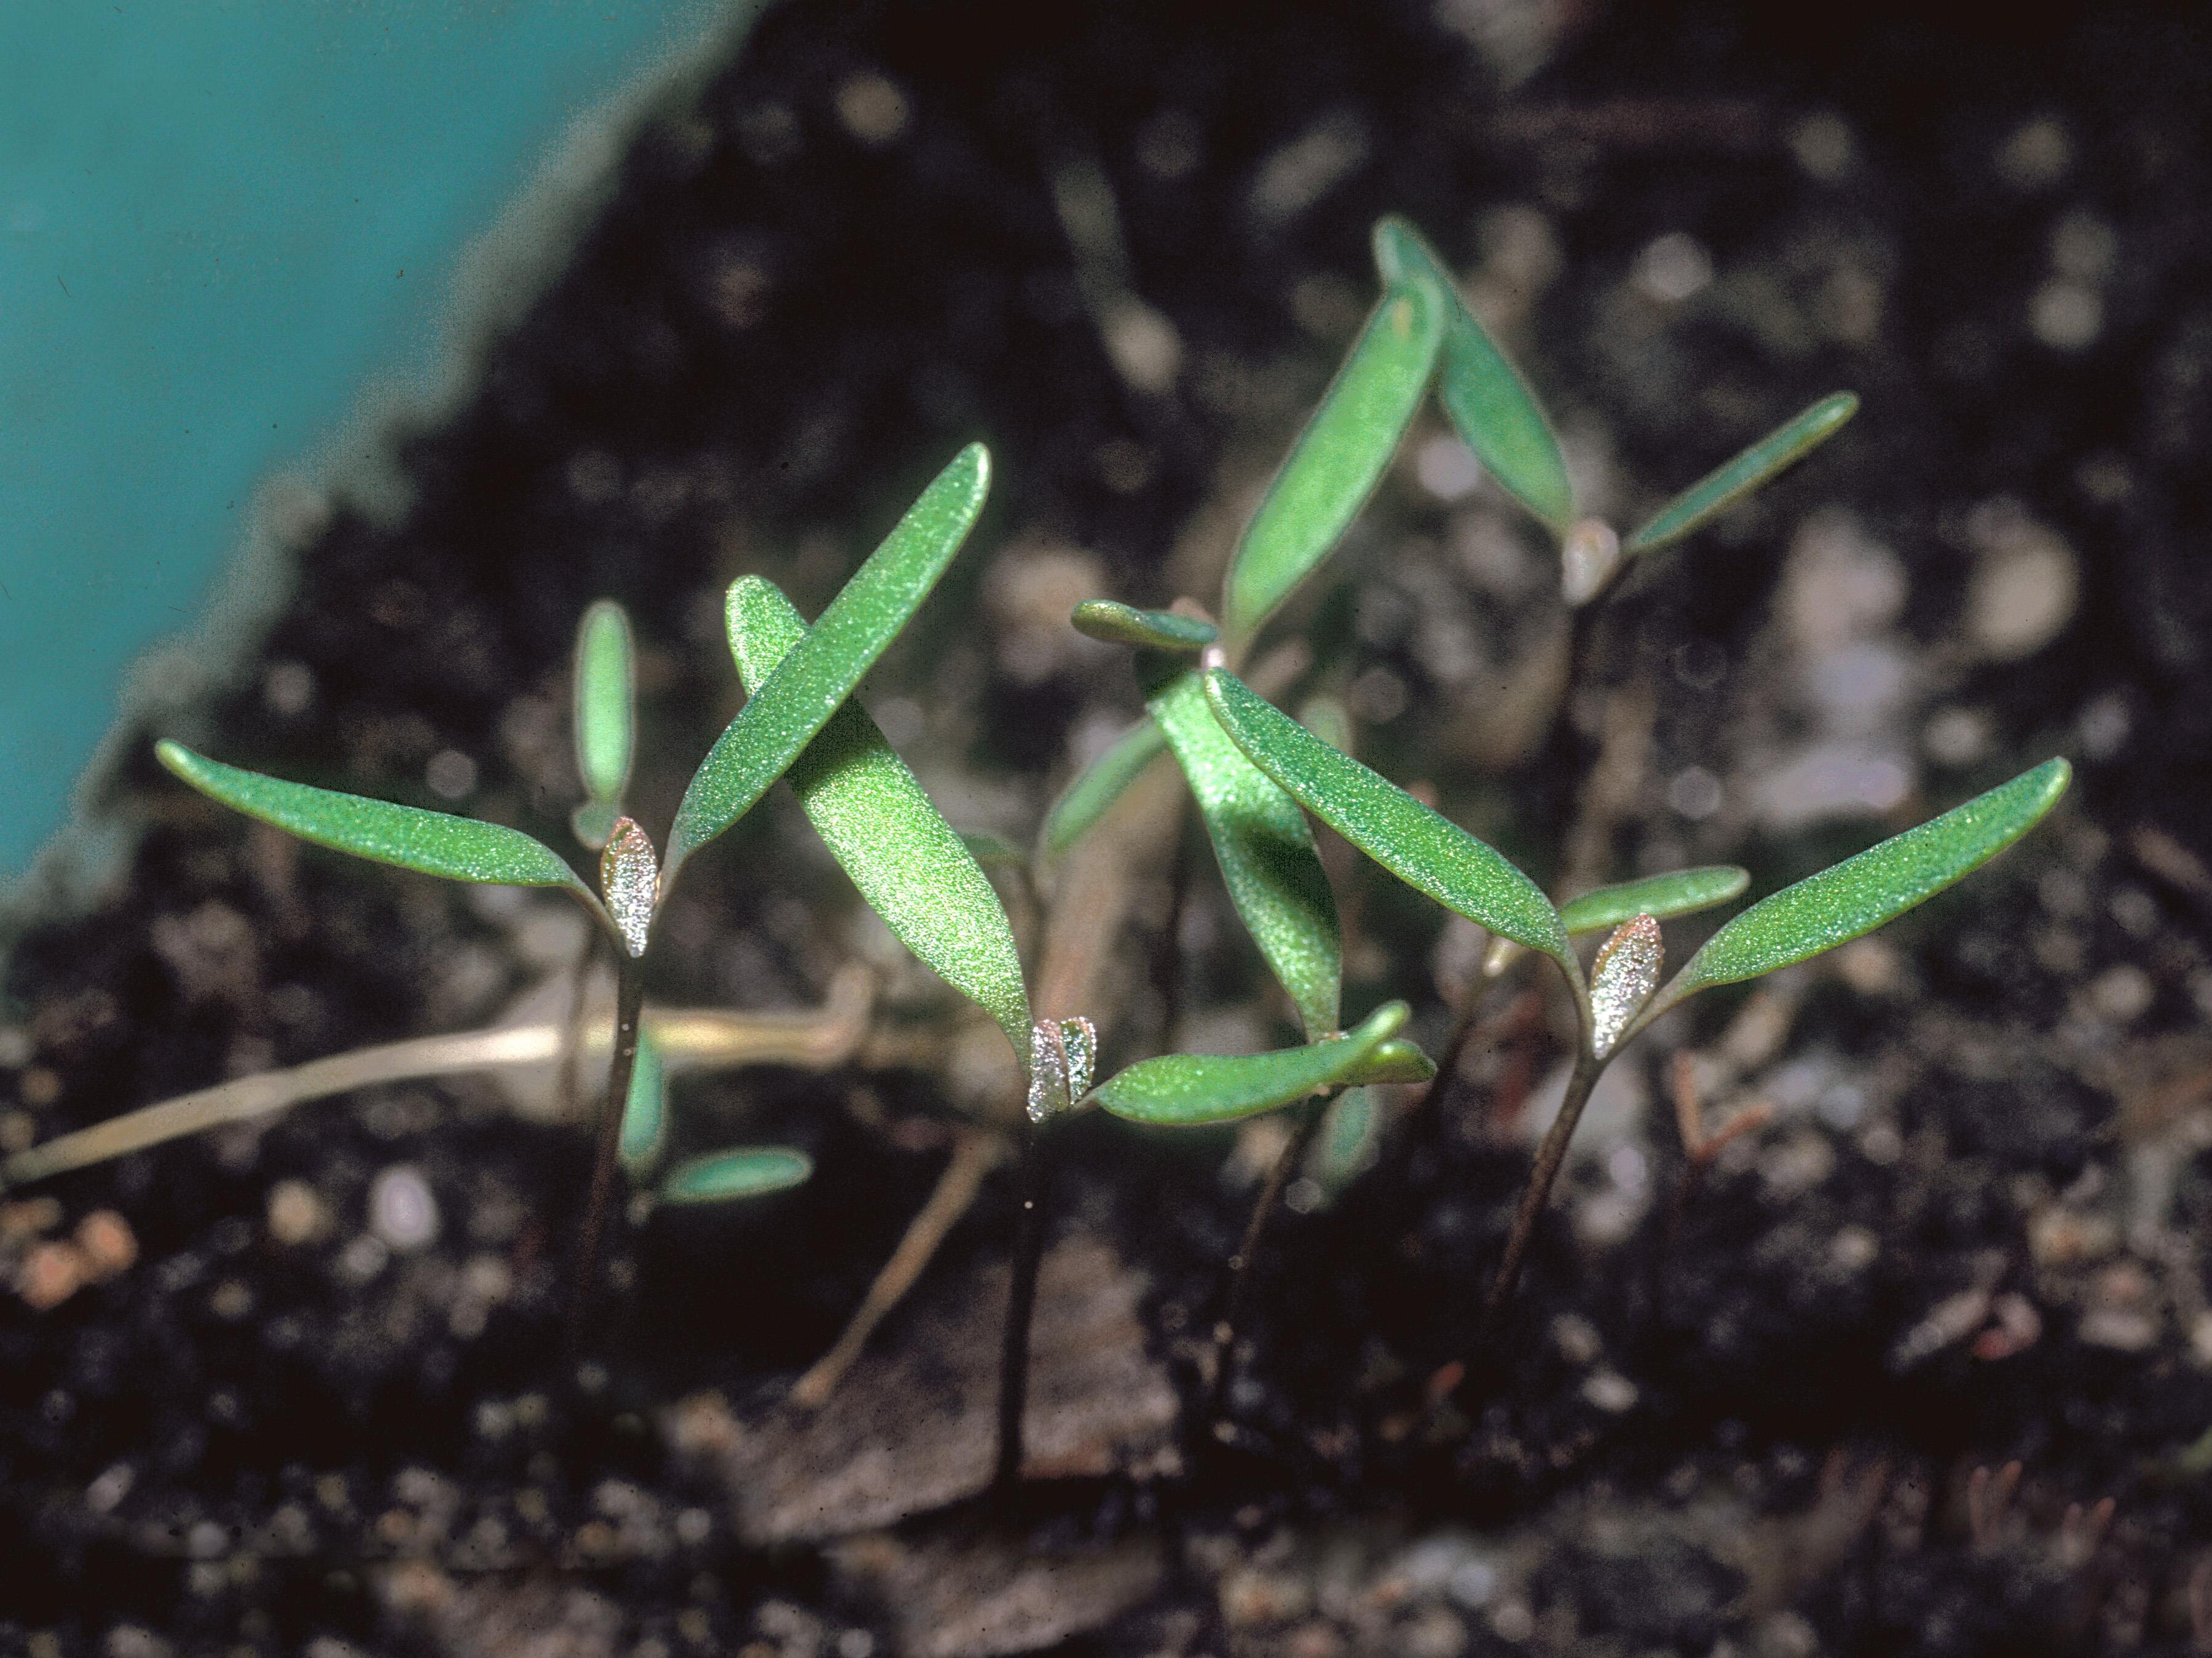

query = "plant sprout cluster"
17;212;2068;1488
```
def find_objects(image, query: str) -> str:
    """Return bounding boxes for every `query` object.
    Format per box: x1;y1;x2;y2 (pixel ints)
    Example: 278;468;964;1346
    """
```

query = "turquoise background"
0;1;736;882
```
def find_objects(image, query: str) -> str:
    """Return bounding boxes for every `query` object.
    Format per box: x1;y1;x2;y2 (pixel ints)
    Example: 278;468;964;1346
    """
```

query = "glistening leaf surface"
667;443;989;878
1667;758;2070;1001
1373;215;1573;534
1626;392;1859;554
1148;663;1341;1038
1559;866;1749;935
1039;716;1168;858
1221;275;1444;645
1090;1001;1414;1126
1203;671;1571;968
727;577;1031;1061
658;1146;814;1204
1069;600;1216;652
1340;1038;1436;1087
156;741;591;901
573;599;636;810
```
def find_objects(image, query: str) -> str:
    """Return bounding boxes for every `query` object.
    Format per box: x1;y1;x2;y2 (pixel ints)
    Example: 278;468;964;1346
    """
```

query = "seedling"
1203;666;2069;1325
152;445;996;1335
1043;211;1857;1422
20;196;2068;1511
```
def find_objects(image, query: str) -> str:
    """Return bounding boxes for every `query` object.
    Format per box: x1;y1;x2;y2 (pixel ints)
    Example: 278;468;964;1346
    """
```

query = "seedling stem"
1206;1089;1332;1429
994;1118;1052;1495
1482;1049;1601;1325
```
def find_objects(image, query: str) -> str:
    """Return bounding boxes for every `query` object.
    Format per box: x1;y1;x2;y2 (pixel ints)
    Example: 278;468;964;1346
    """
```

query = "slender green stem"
555;922;597;1129
1205;1092;1330;1429
1482;1051;1603;1325
569;953;645;1349
993;1116;1052;1496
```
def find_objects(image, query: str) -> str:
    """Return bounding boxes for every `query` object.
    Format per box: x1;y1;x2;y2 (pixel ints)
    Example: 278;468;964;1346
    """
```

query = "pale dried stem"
1559;684;1656;901
2;968;874;1191
790;1129;1007;1410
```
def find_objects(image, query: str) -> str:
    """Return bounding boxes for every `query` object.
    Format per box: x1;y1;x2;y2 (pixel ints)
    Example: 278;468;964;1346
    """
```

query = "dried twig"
790;1129;1006;1410
1;968;875;1191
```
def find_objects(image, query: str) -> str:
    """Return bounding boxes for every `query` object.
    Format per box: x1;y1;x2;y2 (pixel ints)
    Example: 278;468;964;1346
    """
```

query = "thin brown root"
1968;1459;2025;1549
789;1129;1007;1410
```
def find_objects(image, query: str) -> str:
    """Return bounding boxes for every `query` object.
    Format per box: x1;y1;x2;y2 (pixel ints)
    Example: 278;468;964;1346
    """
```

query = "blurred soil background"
5;1;2212;1653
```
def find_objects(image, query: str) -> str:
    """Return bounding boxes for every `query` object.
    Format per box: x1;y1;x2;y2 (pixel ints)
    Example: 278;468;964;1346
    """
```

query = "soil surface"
7;2;2212;1654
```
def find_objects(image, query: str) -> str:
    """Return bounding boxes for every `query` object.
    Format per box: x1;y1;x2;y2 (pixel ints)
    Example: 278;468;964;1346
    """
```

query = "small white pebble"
2030;279;2101;350
1996;117;2072;190
2077;691;2131;759
1923;706;1992;767
267;1180;332;1247
1829;1226;1879;1274
1789;112;1856;180
335;1234;388;1285
834;73;909;146
2087;964;2155;1023
369;1166;439;1252
1416;435;1484;501
1667;765;1722;821
423;749;477;801
1634;232;1713;304
1581;1370;1639;1414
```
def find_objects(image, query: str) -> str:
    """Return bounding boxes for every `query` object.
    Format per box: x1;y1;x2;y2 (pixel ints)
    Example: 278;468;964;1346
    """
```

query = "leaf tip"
955;440;991;496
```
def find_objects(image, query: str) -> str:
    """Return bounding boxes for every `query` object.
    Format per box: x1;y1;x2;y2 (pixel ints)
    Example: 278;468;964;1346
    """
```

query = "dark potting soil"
7;2;2212;1653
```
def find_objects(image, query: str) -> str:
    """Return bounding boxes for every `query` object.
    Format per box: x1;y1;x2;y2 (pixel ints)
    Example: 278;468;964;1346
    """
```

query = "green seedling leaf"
727;575;1031;1060
1310;1086;1380;1199
570;799;621;851
1090;1001;1415;1126
572;599;636;821
156;741;593;903
1221;272;1445;645
1661;757;2070;1008
1373;215;1574;535
958;830;1025;867
618;1028;668;1176
1342;1038;1436;1087
1559;866;1749;935
1296;695;1355;756
1625;392;1859;555
1203;671;1572;969
1147;662;1341;1038
667;443;990;880
1039;716;1169;858
658;1145;814;1204
1070;599;1218;652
